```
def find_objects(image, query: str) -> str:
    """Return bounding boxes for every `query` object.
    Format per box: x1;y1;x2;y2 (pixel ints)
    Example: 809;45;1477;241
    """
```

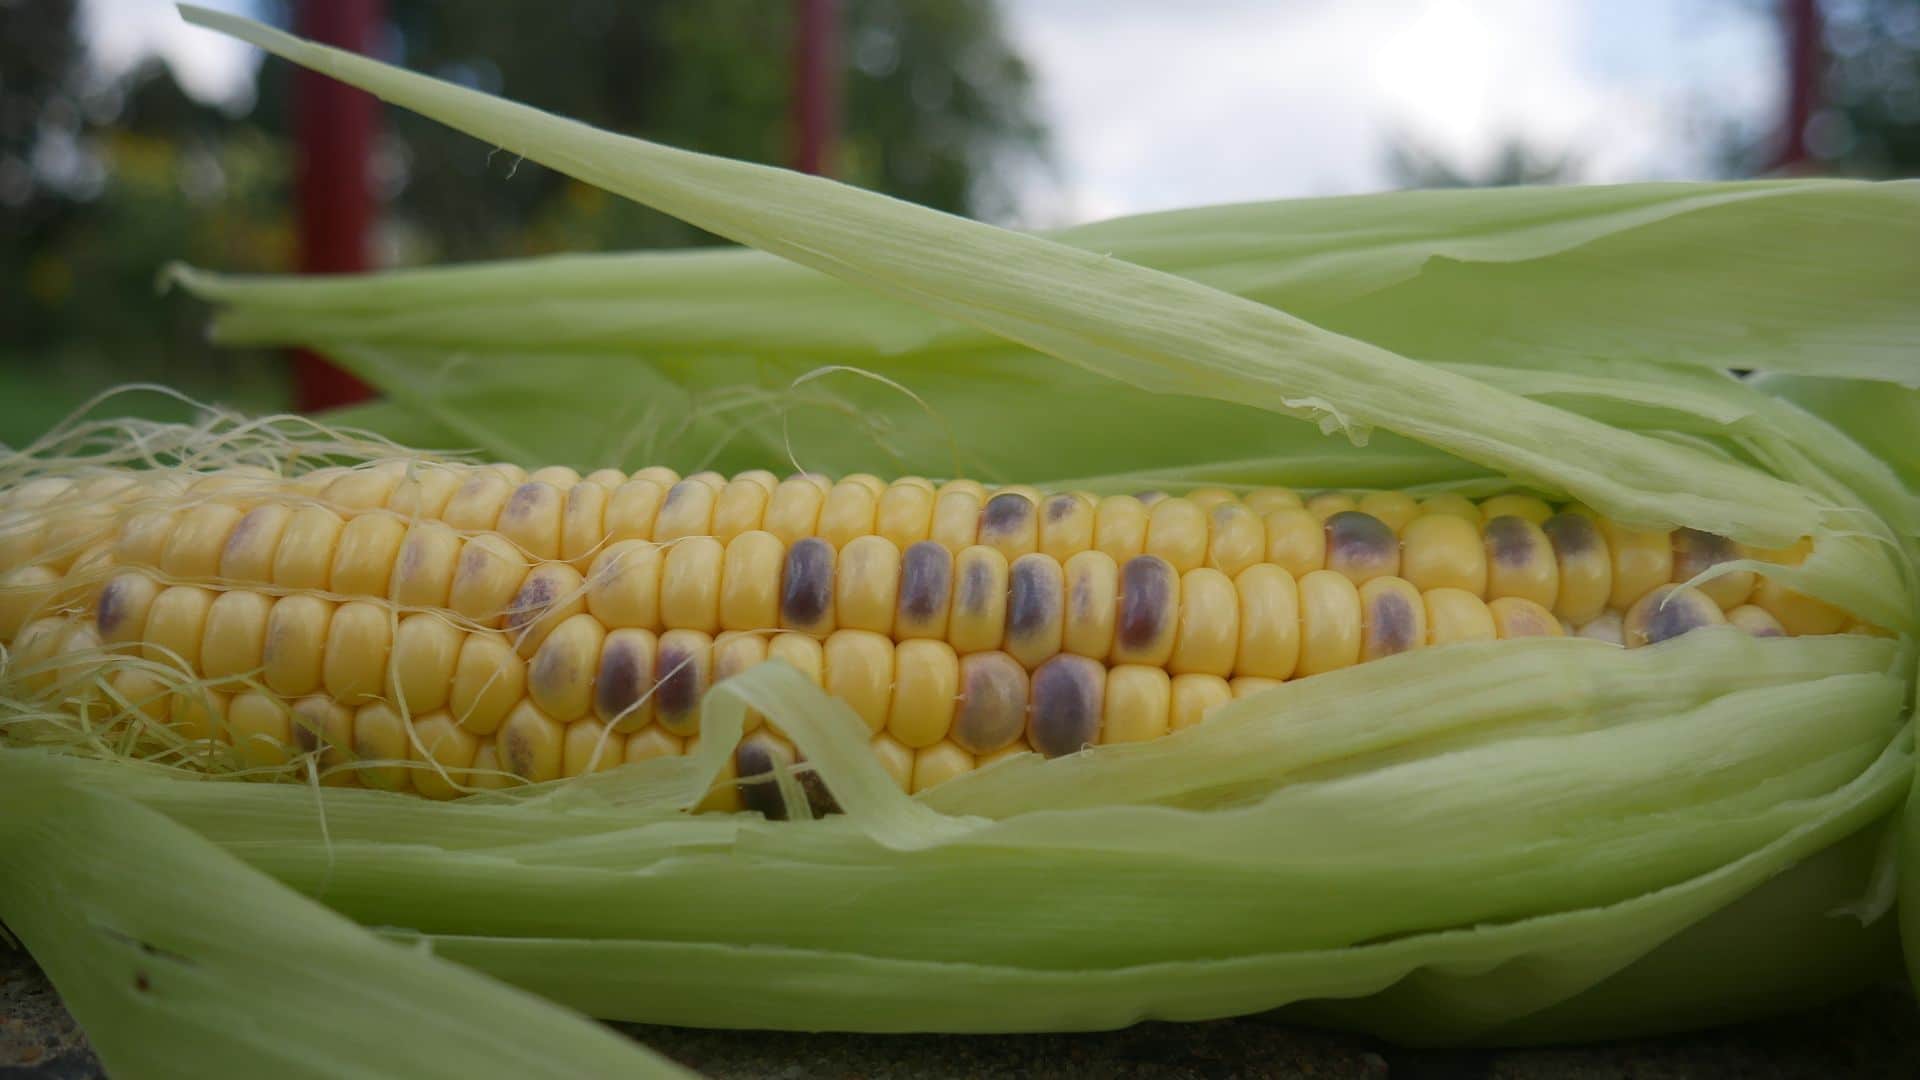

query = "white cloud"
1003;0;1778;224
80;0;262;107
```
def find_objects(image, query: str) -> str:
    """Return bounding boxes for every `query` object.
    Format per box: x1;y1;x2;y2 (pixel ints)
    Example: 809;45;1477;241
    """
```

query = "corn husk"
0;7;1914;1074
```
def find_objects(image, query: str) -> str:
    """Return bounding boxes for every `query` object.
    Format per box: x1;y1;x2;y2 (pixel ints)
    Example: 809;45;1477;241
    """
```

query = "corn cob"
0;462;1866;812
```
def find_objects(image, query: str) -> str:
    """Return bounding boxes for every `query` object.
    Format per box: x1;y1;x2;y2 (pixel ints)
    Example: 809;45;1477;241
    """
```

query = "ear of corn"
0;8;1909;1069
0;462;1882;804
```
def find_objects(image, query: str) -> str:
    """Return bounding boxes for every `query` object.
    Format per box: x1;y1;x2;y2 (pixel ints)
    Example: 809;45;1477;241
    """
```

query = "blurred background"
2;0;1917;446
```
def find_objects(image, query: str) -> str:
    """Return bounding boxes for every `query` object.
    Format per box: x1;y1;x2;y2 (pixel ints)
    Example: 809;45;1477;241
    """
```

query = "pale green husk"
0;7;1915;1074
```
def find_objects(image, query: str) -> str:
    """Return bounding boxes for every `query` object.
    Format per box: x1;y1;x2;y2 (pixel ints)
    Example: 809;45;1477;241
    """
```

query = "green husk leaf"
1752;374;1920;493
10;640;1905;1044
175;4;1841;551
172;182;1920;388
0;750;692;1079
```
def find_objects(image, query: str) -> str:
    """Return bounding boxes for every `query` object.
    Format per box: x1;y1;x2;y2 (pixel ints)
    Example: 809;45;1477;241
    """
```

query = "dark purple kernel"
1029;655;1104;758
1541;513;1599;557
505;573;558;634
1674;528;1738;575
663;480;700;509
1484;516;1540;568
96;577;133;636
781;538;834;626
799;770;842;818
1006;555;1059;641
980;492;1033;537
455;545;490;582
223;508;267;559
1069;570;1098;623
1367;591;1418;655
1044;495;1080;523
529;638;583;699
734;750;841;821
897;542;951;622
654;641;705;719
735;741;787;820
594;638;650;721
956;554;997;616
501;726;536;778
502;482;546;521
1325;511;1397;568
291;715;321;754
953;652;1028;755
1644;593;1718;644
397;533;426;579
1116;556;1174;651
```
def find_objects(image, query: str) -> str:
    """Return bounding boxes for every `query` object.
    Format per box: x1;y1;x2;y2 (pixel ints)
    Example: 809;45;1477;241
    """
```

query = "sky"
85;0;1781;225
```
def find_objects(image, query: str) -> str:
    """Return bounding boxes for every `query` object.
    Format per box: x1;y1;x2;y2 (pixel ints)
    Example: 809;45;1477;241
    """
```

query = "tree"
1721;0;1920;178
247;0;1048;260
1382;134;1578;190
0;1;1048;445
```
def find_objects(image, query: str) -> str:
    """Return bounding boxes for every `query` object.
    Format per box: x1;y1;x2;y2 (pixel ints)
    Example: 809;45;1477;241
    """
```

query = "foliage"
0;1;1046;448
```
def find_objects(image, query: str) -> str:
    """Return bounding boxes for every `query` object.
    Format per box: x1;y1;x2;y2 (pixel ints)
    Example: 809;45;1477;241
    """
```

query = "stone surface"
5;945;1916;1078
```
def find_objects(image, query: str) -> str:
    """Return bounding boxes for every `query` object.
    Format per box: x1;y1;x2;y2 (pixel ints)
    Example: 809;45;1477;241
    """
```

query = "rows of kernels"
45;469;1817;637
80;494;1825;769
8;468;1876;805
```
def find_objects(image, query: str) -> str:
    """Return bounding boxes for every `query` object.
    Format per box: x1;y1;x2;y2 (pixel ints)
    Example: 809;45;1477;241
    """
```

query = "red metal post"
291;0;381;412
790;0;840;175
1777;0;1821;171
